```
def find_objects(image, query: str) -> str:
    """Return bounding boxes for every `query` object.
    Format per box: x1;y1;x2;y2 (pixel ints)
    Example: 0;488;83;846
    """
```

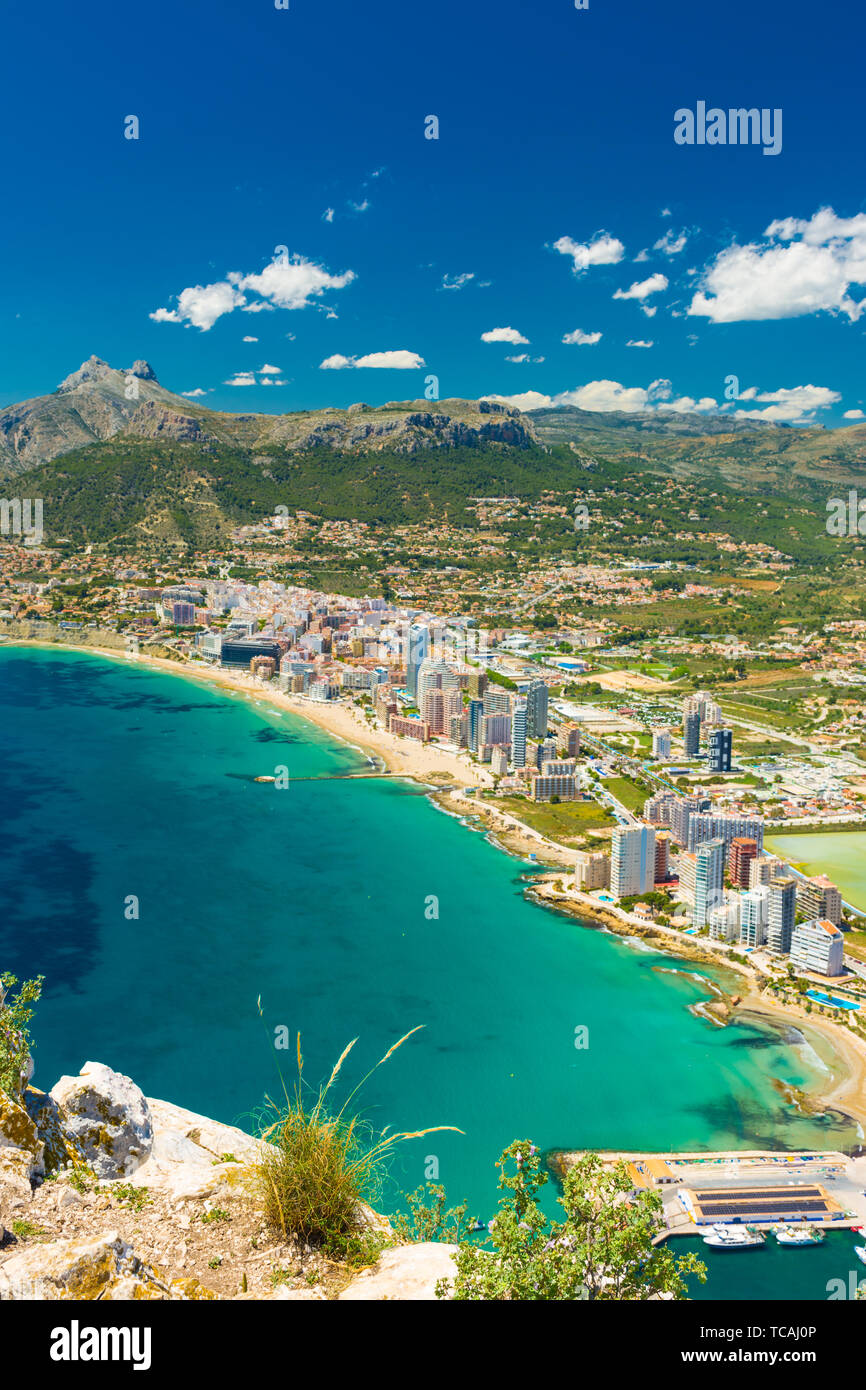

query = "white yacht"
855;1245;866;1266
775;1225;824;1246
702;1224;765;1249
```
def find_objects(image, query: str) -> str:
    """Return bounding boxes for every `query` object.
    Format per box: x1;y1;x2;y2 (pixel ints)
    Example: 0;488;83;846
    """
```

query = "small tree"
443;1144;705;1301
0;973;44;1101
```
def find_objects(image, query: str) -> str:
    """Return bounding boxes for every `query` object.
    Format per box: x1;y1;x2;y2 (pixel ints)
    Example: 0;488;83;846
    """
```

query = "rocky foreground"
0;1061;455;1301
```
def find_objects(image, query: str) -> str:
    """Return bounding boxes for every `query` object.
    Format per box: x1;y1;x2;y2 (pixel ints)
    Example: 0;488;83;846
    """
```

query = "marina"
574;1149;866;1246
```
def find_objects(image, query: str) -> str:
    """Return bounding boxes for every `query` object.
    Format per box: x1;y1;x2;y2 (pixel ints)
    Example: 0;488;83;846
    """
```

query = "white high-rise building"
611;824;656;899
790;919;845;977
708;899;741;942
511;698;528;769
740;886;770;949
748;854;785;890
652;729;672;759
687;813;764;855
694;838;726;929
767;876;797;955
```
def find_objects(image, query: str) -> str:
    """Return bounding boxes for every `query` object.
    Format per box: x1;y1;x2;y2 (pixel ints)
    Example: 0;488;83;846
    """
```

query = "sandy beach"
11;639;494;789
735;990;866;1136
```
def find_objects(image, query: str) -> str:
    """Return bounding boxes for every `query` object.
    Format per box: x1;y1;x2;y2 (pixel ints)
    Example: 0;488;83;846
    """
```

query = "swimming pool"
805;989;861;1012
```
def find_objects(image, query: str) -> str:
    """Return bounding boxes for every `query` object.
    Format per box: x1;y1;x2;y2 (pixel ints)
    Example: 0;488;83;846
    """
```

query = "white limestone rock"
0;1230;135;1300
49;1062;153;1179
339;1242;457;1300
131;1096;264;1199
0;1147;36;1207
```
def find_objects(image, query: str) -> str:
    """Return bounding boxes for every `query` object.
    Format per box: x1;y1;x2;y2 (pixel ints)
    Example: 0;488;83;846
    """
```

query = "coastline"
734;991;866;1137
7;635;866;1142
3;638;494;789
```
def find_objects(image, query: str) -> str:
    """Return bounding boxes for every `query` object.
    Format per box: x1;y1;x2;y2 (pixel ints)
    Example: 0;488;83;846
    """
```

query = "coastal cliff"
0;1060;453;1301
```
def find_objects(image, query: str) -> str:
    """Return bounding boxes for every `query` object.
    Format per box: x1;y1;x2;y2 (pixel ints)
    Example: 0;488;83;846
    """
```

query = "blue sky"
2;0;865;425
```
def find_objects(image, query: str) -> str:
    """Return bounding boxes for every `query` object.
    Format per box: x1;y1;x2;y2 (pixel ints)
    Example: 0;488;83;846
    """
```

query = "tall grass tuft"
252;1003;461;1257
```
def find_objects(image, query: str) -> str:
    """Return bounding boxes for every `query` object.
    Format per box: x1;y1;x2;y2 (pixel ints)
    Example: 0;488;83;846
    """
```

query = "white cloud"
654;229;688;256
562;328;602;345
843;408;865;419
481;390;555;411
481;326;529;345
241;301;274;314
224;372;257;387
150;253;355;331
441;272;475;291
627;340;654;348
506;353;545;363
660;207;672;218
733;382;842;422
613;272;669;302
483;377;717;416
150;280;246;331
688;206;866;322
348;199;370;213
181;388;208;397
242;335;258;343
259;363;281;374
232;256;355;311
319;349;425;370
642;305;658;318
553;232;625;273
322;207;335;222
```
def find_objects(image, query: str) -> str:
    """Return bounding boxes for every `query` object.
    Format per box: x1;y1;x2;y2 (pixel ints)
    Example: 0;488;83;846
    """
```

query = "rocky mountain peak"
56;355;114;393
56;356;159;394
127;360;157;382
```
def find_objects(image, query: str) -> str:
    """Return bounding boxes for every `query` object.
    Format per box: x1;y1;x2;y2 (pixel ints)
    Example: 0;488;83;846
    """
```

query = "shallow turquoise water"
681;1230;866;1301
0;647;858;1237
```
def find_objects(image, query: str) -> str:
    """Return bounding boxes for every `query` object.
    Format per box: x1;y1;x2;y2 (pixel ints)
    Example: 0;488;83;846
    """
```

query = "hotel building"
611;824;656;898
789;919;845;978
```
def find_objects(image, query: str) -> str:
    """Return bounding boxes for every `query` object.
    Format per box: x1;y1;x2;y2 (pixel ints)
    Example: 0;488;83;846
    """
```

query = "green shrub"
113;1184;151;1212
392;1183;474;1244
0;973;44;1100
253;1013;459;1259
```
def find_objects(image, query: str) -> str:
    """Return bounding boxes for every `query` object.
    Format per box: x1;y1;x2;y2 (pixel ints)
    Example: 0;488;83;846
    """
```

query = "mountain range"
2;358;866;547
0;357;537;477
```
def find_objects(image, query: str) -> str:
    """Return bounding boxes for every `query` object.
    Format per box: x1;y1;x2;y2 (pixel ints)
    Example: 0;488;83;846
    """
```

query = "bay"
0;646;857;1231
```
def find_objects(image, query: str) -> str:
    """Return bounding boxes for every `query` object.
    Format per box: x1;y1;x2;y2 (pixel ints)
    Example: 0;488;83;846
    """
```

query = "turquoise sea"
0;647;861;1297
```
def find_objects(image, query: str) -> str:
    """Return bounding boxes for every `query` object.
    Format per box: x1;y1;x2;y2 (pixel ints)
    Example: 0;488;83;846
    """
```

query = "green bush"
253;1015;459;1260
0;973;44;1100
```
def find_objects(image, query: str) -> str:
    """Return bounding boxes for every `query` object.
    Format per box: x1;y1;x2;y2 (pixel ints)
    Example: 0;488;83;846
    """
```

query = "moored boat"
775;1224;824;1246
702;1224;765;1249
855;1245;866;1266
